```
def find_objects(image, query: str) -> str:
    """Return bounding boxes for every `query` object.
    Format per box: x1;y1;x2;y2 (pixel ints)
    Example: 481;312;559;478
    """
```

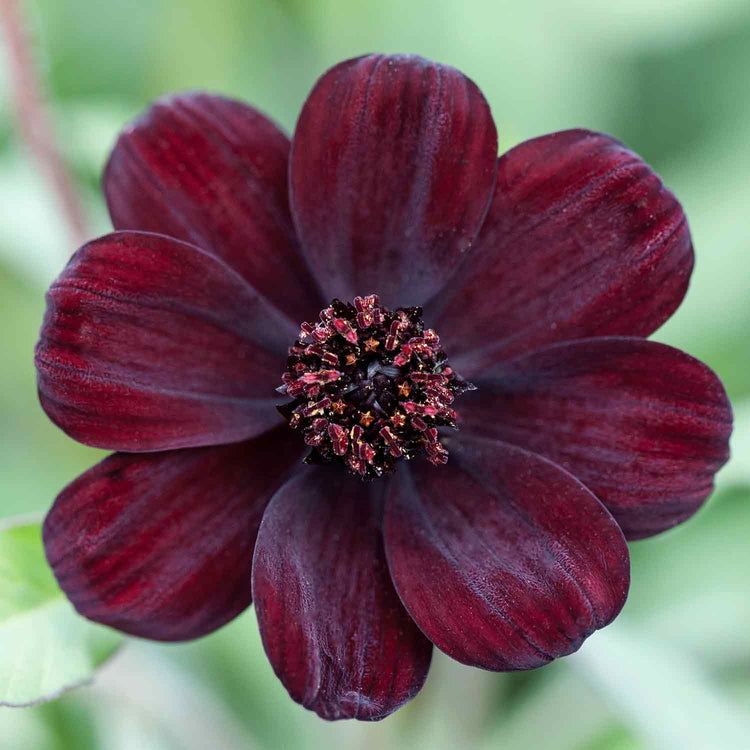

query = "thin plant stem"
0;0;88;247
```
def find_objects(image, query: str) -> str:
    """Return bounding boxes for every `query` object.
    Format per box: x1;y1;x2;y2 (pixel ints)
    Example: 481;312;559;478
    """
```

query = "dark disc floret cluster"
276;294;474;478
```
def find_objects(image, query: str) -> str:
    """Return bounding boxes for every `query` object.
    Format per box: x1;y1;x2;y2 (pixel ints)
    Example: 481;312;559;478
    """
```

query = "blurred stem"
0;0;88;247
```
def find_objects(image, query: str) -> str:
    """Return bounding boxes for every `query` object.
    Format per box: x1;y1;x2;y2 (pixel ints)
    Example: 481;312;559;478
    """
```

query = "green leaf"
0;518;123;707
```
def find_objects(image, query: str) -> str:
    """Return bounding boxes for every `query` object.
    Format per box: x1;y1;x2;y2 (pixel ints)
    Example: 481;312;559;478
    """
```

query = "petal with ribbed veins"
104;92;322;323
43;428;302;641
253;467;432;720
36;231;293;451
385;436;629;670
459;337;732;538
427;130;693;370
290;54;497;307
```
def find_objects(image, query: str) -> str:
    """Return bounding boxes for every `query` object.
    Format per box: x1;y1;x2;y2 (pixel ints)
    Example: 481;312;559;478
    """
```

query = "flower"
35;54;732;721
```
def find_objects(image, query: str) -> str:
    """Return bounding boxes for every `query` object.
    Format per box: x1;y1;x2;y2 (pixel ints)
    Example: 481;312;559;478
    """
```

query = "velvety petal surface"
459;337;732;539
290;54;498;307
104;92;322;323
252;467;432;720
384;436;630;671
43;428;302;641
35;231;294;451
427;130;693;370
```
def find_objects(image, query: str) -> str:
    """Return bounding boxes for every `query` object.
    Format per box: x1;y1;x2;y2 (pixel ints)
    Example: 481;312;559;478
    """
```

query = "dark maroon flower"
35;54;732;721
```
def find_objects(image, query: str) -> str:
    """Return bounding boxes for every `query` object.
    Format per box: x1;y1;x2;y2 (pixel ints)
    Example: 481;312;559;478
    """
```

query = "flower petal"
104;92;322;323
290;54;498;306
427;130;693;369
35;231;295;451
43;428;302;641
252;467;432;721
460;338;732;539
384;437;630;671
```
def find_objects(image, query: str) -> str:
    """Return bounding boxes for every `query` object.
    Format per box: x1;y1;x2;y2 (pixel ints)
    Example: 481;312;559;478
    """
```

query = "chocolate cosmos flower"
35;54;732;721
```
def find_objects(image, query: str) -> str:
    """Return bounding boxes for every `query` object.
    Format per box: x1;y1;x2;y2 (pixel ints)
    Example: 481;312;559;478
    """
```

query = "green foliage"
0;521;121;707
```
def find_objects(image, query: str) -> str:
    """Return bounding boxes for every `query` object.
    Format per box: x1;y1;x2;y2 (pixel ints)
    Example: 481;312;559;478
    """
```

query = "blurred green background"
1;0;749;748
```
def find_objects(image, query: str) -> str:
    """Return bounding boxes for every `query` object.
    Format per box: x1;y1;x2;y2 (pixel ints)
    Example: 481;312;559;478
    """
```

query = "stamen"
277;295;474;479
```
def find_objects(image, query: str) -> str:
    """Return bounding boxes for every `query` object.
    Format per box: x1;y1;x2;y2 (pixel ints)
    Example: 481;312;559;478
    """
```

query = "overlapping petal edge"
35;53;732;721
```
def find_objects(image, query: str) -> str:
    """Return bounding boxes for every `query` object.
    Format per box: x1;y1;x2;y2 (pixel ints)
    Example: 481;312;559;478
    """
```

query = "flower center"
277;294;474;478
